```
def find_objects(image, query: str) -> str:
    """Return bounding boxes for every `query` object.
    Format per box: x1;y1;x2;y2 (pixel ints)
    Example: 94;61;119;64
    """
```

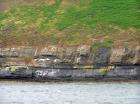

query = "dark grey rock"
93;48;111;65
105;66;140;78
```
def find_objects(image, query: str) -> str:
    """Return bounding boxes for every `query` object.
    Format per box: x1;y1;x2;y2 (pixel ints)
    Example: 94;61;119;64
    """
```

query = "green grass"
0;0;139;47
56;0;140;30
0;0;61;32
91;40;113;51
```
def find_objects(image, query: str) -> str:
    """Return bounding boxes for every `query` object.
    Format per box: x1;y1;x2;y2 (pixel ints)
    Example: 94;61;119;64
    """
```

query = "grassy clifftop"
0;0;140;47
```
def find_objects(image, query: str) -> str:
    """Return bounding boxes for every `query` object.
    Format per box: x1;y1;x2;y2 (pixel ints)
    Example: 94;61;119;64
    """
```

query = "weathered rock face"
110;48;135;65
133;46;140;64
0;45;139;81
0;56;6;66
110;46;140;65
0;65;139;80
106;66;139;77
75;45;91;64
0;67;32;78
0;46;140;67
0;47;36;57
92;48;111;65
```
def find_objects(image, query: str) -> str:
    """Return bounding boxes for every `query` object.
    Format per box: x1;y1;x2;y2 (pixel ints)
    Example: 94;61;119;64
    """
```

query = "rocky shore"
0;45;140;81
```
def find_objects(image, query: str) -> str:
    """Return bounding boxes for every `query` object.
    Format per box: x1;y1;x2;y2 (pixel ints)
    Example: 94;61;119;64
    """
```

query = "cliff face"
0;46;140;81
0;0;139;81
0;45;140;66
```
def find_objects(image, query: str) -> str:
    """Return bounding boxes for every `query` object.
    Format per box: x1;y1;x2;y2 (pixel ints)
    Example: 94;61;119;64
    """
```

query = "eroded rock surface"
0;45;140;80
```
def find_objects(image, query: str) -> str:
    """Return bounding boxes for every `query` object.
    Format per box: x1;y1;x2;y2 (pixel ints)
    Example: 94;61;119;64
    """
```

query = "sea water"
0;81;139;104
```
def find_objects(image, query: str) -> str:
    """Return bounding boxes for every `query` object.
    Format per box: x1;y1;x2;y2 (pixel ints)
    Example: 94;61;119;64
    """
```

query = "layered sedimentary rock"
0;45;139;65
0;45;140;80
